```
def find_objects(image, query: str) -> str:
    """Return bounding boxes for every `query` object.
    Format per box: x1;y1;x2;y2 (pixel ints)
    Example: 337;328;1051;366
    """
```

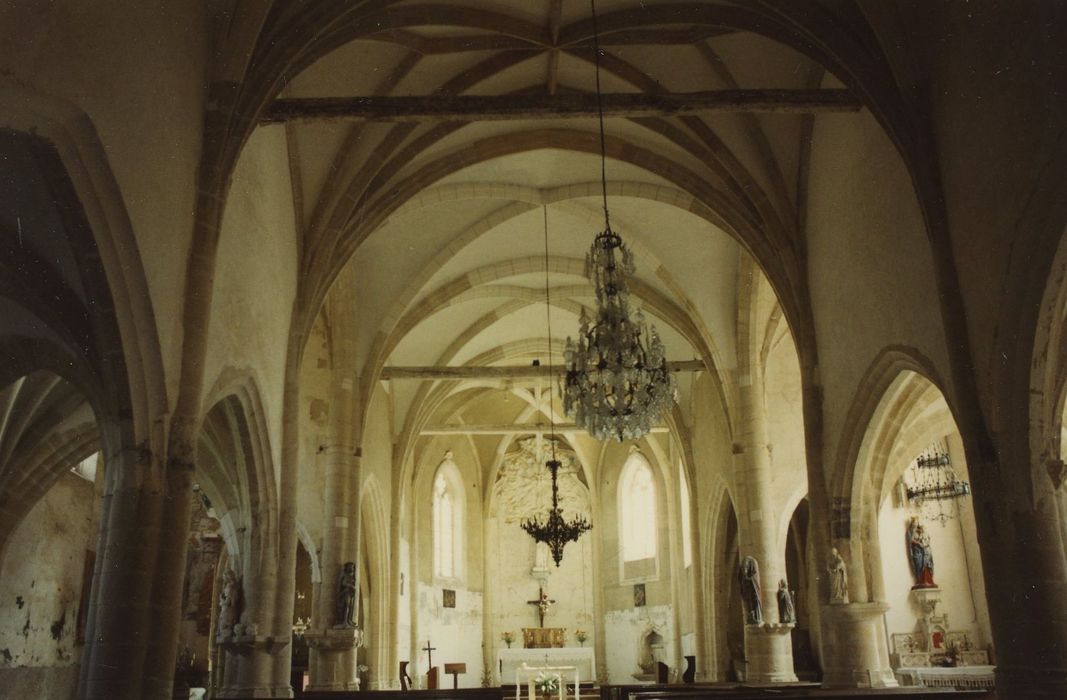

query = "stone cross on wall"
526;585;556;627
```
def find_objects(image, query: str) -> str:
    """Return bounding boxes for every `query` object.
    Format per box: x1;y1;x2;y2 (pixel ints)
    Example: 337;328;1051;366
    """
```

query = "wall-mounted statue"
737;556;763;625
777;579;796;624
827;548;849;604
217;569;241;637
335;561;357;628
907;517;936;588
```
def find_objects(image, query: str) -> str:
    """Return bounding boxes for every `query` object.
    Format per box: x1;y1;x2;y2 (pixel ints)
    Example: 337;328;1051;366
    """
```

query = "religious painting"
443;588;456;608
634;583;646;607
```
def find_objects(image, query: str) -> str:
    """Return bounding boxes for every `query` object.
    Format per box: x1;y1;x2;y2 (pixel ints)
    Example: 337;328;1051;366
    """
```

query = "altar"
497;647;595;684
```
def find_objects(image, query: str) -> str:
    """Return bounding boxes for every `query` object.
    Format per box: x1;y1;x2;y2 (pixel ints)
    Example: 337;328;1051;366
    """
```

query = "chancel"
0;2;1064;700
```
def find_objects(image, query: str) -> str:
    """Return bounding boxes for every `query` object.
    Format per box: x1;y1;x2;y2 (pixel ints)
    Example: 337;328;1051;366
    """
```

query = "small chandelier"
562;0;676;442
904;439;970;523
521;457;593;567
522;207;592;566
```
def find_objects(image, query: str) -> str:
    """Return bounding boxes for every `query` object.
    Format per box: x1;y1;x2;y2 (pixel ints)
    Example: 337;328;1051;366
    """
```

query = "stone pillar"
737;374;797;683
745;624;797;683
819;603;897;688
305;375;363;692
79;432;196;700
968;455;1067;699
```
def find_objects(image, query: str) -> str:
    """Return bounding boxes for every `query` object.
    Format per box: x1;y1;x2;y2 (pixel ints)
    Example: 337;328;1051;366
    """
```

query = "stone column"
819;602;896;688
304;451;363;691
737;373;797;683
79;429;196;700
968;454;1067;699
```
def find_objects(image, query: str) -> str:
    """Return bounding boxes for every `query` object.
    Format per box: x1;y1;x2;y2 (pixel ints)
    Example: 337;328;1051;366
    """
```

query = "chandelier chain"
590;0;610;228
542;205;557;462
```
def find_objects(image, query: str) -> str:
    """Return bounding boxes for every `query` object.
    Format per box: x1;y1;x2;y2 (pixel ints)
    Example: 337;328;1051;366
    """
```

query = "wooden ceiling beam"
419;423;670;435
379;360;706;381
262;89;861;124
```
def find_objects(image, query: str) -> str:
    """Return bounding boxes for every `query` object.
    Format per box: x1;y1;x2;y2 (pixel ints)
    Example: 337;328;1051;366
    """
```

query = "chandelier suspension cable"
590;0;610;227
542;204;558;464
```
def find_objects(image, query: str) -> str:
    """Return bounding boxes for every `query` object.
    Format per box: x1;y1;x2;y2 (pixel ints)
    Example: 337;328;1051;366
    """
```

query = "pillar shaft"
306;376;363;692
737;375;796;683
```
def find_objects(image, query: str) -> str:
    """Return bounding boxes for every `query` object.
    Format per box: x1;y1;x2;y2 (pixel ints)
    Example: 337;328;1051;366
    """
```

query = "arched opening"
844;366;992;678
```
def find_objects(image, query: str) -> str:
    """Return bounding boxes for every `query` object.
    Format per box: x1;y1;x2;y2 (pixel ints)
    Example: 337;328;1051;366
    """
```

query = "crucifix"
422;639;436;670
526;585;556;628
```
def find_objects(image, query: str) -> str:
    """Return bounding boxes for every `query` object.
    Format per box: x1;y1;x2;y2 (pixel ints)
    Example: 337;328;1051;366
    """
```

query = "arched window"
620;452;657;563
432;453;462;579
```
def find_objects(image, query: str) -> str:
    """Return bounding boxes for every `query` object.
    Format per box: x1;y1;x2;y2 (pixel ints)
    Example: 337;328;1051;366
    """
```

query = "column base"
215;686;293;700
820;602;898;689
744;623;798;683
305;627;363;692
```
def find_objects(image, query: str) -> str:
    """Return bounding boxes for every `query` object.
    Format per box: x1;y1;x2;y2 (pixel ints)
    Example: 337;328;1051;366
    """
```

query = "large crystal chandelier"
561;0;676;442
522;206;592;565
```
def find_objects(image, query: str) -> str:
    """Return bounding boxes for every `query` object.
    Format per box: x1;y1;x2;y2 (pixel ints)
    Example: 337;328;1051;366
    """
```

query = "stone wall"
0;473;95;699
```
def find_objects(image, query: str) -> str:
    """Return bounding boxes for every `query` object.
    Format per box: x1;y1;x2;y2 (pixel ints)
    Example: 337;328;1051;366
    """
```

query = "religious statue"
737;555;762;625
907;517;936;588
217;569;240;637
827;548;849;604
777;579;796;624
335;561;357;628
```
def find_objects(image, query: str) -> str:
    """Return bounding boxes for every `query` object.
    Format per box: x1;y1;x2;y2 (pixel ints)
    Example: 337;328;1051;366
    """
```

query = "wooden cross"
526;585;556;628
423;639;436;670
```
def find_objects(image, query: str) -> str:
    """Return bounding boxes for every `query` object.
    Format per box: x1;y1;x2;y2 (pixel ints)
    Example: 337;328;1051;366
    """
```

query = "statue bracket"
305;626;364;651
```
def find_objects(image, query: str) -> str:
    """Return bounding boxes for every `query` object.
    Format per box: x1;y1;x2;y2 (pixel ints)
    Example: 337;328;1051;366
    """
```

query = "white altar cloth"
895;665;996;689
497;647;595;685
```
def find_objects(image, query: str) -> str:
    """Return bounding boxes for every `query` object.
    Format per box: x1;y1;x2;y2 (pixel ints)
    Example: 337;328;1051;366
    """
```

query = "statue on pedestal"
737;556;763;625
777;579;796;624
335;561;357;628
827;548;849;604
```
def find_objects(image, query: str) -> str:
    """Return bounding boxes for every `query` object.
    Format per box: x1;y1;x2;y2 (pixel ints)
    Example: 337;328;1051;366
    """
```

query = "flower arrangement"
501;630;515;648
534;671;561;697
575;629;588;646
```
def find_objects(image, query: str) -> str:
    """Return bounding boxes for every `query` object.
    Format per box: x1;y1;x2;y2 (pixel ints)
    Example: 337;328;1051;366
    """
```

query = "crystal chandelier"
561;0;676;442
522;207;592;566
904;439;970;524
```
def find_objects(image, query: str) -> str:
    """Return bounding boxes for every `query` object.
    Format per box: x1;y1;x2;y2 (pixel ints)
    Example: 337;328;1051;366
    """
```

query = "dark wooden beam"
262;89;861;124
379;359;706;381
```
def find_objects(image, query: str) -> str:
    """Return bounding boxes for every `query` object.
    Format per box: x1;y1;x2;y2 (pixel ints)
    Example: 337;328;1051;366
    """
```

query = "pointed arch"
431;451;465;581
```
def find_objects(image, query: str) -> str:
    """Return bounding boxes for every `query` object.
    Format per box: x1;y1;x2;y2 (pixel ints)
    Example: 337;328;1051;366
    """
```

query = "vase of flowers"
501;631;514;649
575;629;588;647
534;671;561;700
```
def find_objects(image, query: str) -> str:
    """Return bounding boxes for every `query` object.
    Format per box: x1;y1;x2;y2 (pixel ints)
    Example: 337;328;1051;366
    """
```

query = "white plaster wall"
878;494;991;654
0;474;94;698
487;516;596;664
806;106;954;484
397;536;412;671
415;582;483;688
205;124;298;483
0;1;207;403
603;604;674;683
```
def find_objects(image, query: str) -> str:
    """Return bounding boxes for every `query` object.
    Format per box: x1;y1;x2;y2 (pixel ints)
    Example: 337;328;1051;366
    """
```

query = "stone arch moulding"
196;372;282;636
1029;223;1067;491
831;347;955;604
0;82;167;445
831;346;951;540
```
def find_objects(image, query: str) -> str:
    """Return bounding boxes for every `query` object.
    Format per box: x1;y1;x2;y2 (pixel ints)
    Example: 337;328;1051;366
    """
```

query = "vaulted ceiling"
255;0;850;457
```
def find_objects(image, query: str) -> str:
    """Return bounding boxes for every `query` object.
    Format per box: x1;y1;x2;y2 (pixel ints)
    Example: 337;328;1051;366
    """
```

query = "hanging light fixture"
522;207;593;566
562;0;676;442
903;438;971;524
